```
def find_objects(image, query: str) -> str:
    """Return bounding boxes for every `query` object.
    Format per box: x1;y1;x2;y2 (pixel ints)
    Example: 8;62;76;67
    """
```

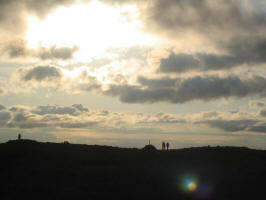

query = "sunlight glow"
25;0;156;60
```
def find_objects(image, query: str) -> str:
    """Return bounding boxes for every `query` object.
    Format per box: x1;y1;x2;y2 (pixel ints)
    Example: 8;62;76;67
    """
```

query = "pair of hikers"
162;142;169;150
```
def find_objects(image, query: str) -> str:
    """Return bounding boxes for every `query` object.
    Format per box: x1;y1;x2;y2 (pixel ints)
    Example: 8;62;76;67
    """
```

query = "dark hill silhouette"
142;144;157;151
0;140;266;200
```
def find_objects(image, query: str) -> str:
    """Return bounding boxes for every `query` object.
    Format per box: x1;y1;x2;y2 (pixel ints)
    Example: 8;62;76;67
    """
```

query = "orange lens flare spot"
188;182;197;191
180;175;198;193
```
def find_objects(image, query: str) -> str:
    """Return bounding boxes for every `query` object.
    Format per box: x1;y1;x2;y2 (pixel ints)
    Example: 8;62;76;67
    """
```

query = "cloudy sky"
1;0;266;149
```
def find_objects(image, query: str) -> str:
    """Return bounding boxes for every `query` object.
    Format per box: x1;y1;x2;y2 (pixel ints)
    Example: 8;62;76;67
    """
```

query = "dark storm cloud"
159;37;266;73
159;53;200;73
158;52;240;73
104;75;266;104
146;0;266;38
248;124;266;133
226;36;266;63
19;66;62;81
104;84;174;103
138;76;178;88
201;119;258;132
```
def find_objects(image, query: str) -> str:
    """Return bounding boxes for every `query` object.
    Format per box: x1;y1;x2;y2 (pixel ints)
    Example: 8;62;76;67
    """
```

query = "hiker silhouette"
166;142;169;150
162;142;166;150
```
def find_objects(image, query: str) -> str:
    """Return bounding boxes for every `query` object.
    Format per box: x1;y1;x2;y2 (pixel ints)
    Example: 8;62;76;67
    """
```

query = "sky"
1;0;266;149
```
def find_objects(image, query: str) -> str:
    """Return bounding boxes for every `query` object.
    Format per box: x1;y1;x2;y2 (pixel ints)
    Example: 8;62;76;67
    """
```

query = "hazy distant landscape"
1;139;266;200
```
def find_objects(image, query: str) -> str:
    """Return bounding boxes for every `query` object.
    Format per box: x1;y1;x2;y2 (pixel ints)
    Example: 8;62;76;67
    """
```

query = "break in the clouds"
1;0;266;39
0;0;76;35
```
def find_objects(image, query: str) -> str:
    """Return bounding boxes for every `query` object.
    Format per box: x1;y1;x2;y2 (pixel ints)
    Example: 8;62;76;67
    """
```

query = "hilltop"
0;140;266;200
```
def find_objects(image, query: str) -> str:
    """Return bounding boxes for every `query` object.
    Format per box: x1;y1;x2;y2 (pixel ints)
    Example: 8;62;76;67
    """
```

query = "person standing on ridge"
166;142;169;150
162;142;166;150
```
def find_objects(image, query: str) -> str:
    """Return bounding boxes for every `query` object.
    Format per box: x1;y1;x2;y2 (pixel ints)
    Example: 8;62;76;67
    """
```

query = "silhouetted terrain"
0;140;266;200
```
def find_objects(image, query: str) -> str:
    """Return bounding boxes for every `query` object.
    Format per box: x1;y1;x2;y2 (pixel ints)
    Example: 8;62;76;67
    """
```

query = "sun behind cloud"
25;0;157;61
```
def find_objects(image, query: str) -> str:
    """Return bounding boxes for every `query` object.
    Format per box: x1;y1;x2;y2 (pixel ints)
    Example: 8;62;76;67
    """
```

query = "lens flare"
180;175;198;193
187;181;197;191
